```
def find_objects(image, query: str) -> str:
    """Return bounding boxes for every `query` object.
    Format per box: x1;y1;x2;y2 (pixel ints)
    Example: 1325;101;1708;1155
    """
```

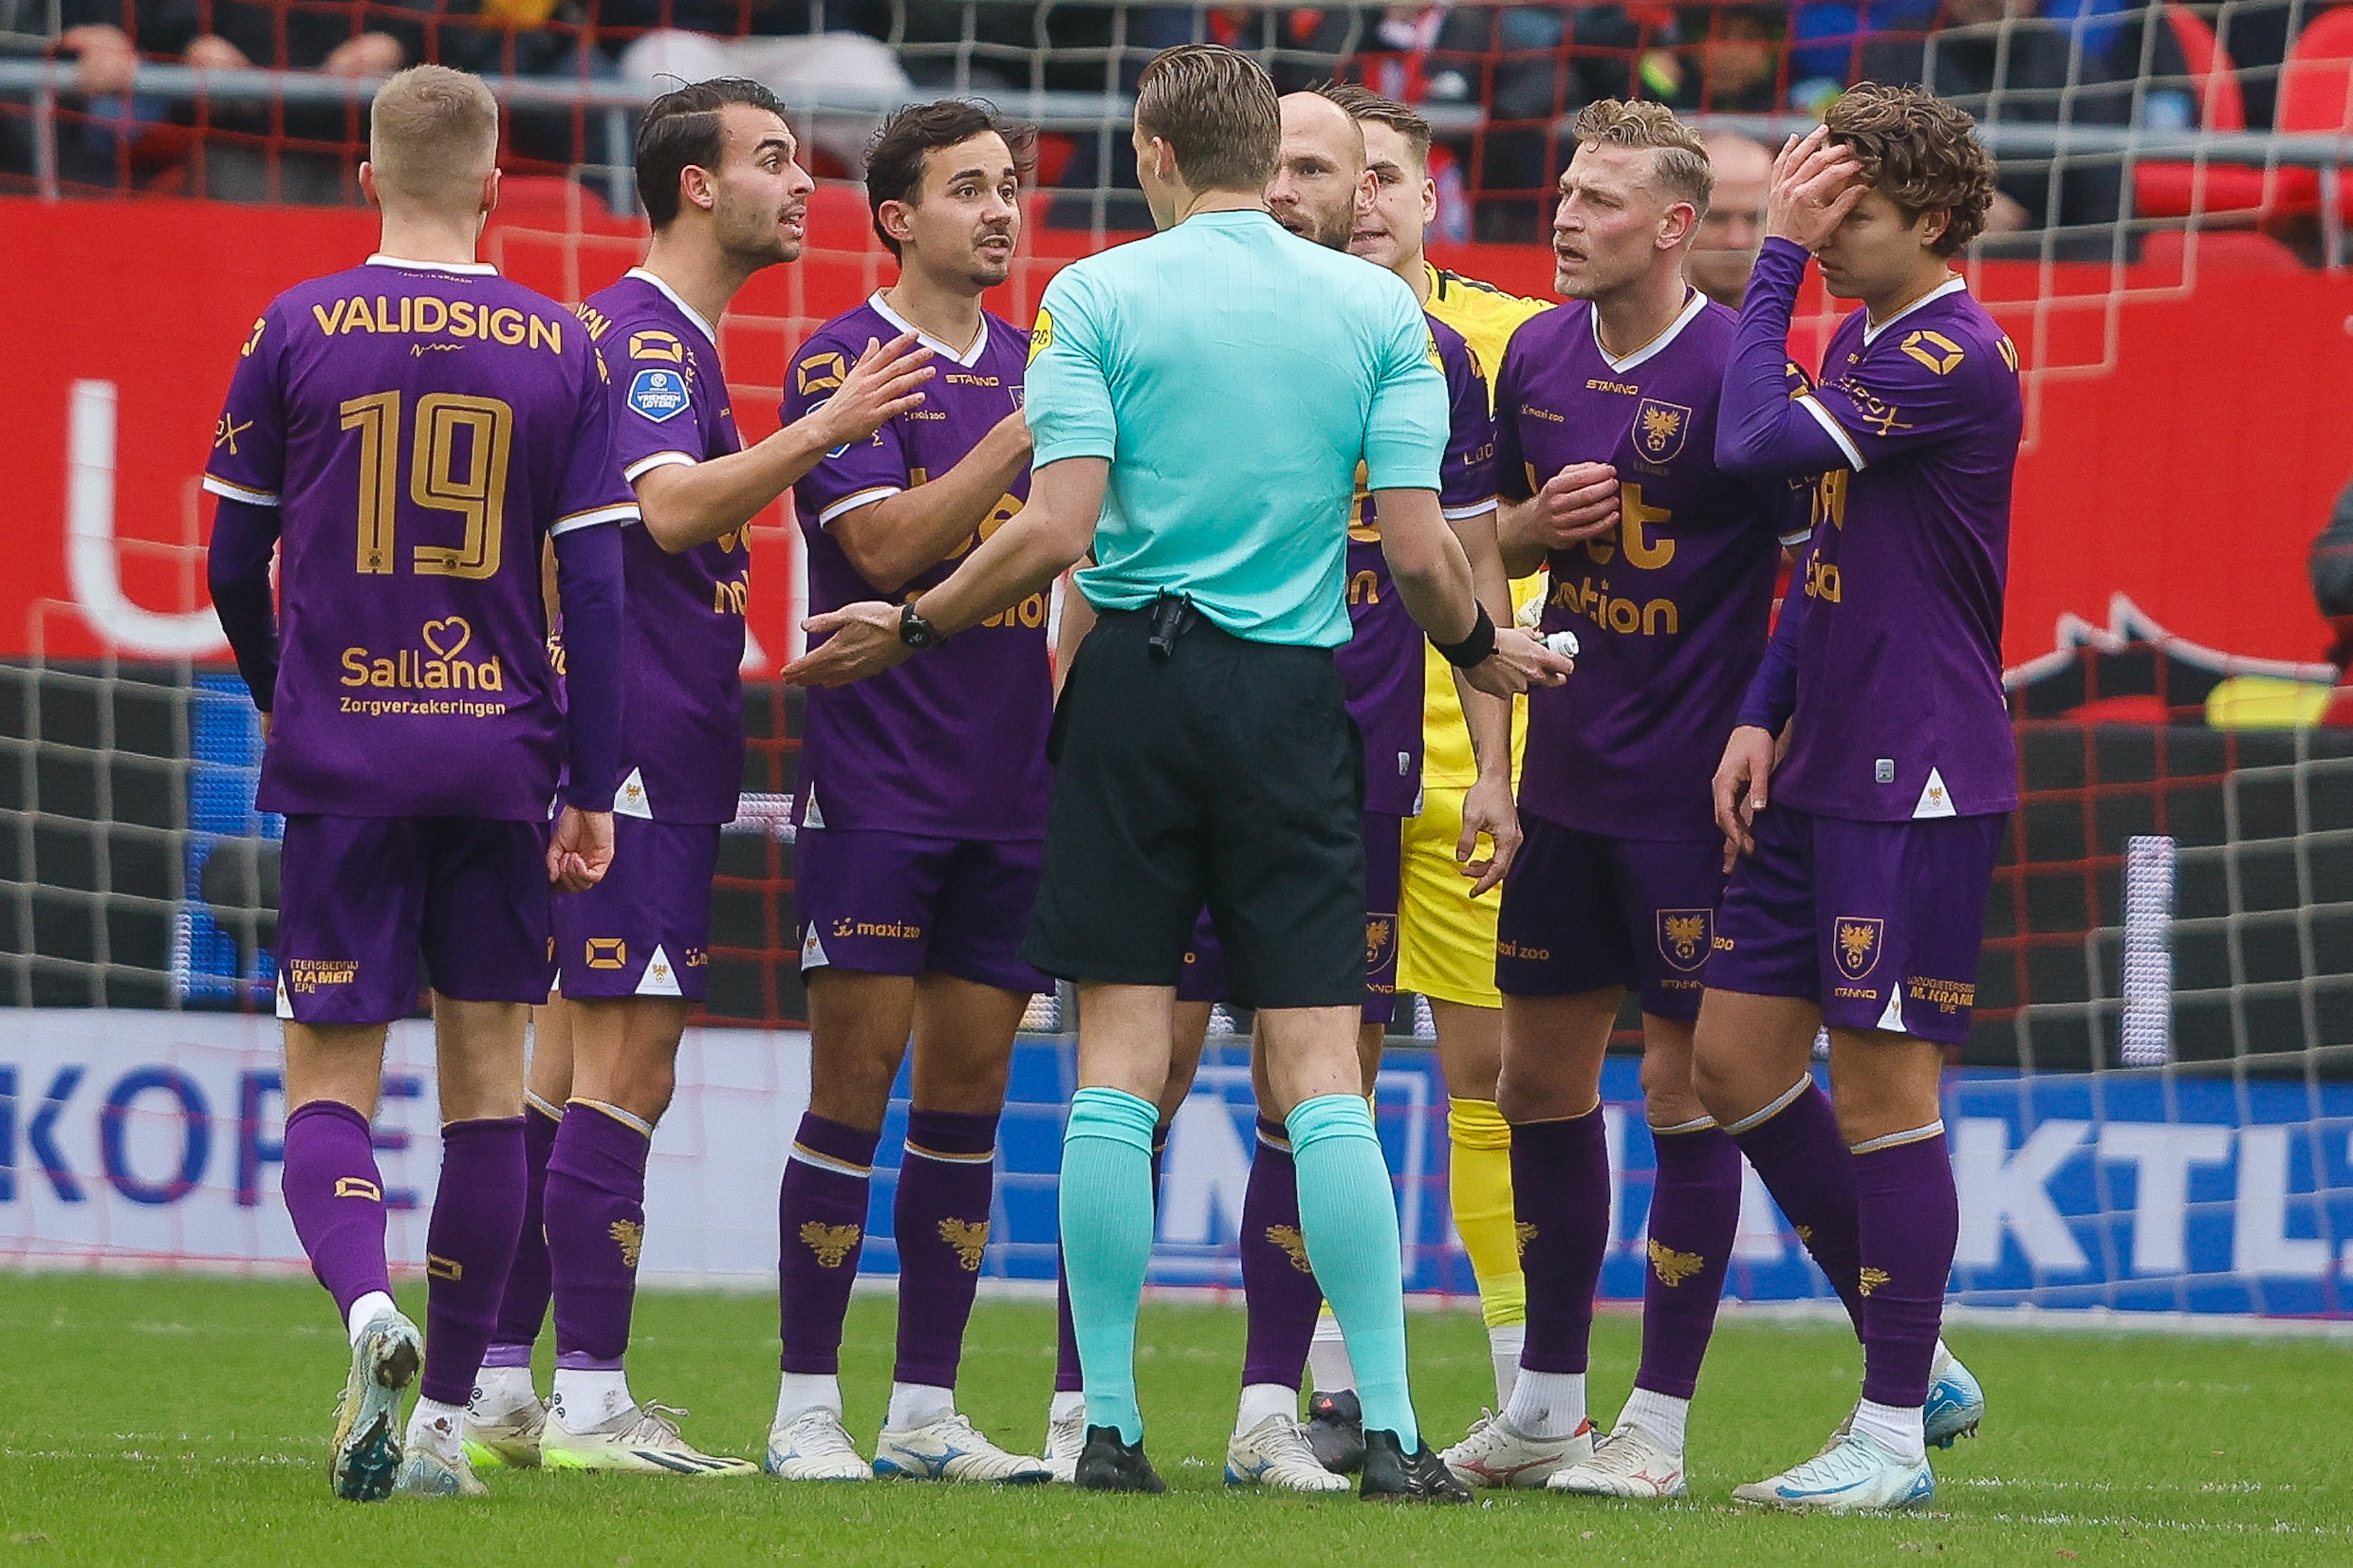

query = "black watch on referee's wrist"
899;601;941;651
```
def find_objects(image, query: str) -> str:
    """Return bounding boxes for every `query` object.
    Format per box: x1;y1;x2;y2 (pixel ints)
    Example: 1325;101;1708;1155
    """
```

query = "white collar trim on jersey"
365;253;497;276
625;267;719;349
1862;273;1968;345
1590;286;1708;374
867;290;990;367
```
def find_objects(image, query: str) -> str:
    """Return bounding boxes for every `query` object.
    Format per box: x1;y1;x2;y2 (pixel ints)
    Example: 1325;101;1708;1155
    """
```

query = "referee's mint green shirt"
1025;208;1449;649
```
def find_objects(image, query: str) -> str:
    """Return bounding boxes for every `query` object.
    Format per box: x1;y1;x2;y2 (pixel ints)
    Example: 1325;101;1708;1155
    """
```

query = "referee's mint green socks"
1288;1093;1419;1450
1060;1086;1161;1444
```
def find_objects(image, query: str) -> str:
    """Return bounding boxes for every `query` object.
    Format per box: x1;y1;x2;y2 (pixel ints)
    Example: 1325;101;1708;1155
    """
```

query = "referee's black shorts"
1021;605;1366;1010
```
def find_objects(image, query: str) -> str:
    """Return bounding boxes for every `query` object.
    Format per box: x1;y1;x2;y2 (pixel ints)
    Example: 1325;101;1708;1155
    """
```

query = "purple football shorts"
275;813;551;1025
795;825;1049;996
1704;804;2005;1046
1494;812;1725;1022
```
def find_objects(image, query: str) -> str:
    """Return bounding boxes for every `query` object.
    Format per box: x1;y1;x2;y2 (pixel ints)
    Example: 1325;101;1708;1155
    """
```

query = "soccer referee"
784;43;1567;1502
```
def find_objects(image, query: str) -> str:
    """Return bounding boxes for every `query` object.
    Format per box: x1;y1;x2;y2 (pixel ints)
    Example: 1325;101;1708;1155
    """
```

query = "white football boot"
1224;1414;1353;1493
1043;1406;1085;1485
462;1394;547;1470
540;1402;760;1476
872;1411;1053;1484
763;1407;874;1481
328;1307;422;1503
1548;1419;1688;1499
1732;1429;1934;1514
1437;1410;1594;1490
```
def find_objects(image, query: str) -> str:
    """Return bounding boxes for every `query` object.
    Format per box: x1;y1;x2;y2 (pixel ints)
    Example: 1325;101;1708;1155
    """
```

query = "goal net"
2;0;2346;1316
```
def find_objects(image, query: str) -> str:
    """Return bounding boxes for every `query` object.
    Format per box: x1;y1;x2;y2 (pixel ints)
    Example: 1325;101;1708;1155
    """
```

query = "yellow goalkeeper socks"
1448;1097;1527;1330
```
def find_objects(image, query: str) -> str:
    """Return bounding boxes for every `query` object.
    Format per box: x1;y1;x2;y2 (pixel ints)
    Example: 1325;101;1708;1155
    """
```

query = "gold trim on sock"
903;1140;996;1165
788;1143;874;1178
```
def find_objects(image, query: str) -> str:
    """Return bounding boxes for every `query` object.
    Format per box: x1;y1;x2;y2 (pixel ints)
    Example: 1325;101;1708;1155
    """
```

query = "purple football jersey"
203;257;637;820
1343;312;1498;815
1740;246;2023;821
1495;292;1797;839
784;296;1050;841
577;269;751;824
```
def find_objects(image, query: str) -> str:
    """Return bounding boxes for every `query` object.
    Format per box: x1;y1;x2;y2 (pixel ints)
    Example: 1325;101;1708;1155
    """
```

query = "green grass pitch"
2;1274;2346;1566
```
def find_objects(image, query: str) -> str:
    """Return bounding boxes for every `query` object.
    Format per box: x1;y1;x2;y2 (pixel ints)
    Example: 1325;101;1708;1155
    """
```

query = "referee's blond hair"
1571;98;1714;217
1135;45;1279;194
369;65;500;212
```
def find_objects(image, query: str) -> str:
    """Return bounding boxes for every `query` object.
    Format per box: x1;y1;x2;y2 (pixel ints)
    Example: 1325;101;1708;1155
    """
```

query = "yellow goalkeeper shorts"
1397;784;1504;1009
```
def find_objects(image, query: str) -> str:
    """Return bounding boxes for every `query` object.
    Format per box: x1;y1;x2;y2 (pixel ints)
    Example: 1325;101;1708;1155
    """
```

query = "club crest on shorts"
1634;397;1693;464
1657;909;1713;972
1835;916;1885;982
1365;915;1398;973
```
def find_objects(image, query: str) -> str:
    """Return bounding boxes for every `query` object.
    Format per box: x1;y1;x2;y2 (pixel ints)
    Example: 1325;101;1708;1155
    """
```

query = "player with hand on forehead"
465;77;933;1479
768;100;1052;1486
1697;83;2018;1514
204;65;632;1502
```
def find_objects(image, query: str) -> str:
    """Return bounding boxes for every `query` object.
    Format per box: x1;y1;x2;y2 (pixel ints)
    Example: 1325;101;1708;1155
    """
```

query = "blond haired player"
1316;83;1554;1426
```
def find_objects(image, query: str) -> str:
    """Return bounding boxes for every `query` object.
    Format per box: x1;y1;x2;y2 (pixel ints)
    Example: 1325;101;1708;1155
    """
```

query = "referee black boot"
1074;1424;1168;1494
1305;1388;1365;1473
1359;1430;1472;1503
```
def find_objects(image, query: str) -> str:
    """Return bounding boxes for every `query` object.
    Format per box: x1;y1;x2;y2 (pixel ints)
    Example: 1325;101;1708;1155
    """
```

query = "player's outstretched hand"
548;806;615;893
1713;724;1777;872
1535;462;1620;549
1466;627;1572;697
1456;772;1523;897
1766;125;1866;251
784;600;915;688
820;334;936;449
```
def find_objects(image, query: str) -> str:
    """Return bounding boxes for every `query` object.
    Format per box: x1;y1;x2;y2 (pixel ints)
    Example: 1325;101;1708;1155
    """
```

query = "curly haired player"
1695;83;2018;1513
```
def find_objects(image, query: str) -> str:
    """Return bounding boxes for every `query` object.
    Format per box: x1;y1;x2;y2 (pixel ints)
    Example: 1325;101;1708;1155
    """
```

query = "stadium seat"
2139;227;2304;271
2132;6;2272;221
2265;5;2353;225
494;175;614;226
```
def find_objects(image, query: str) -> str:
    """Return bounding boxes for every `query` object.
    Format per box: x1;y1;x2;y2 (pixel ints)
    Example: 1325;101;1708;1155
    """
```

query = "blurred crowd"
2;0;2343;243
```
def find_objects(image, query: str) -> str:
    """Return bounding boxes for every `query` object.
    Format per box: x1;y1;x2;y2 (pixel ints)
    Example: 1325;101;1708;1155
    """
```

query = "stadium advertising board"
4;1012;2344;1319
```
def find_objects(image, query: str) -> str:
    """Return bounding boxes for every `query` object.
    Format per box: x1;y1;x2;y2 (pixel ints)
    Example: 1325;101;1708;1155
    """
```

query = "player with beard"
1032;88;1512;1493
1315;81;1551;1434
768;101;1053;1485
463;78;935;1476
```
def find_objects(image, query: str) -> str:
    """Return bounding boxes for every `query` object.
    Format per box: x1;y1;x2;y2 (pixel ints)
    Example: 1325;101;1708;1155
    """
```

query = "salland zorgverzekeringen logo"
340;616;505;692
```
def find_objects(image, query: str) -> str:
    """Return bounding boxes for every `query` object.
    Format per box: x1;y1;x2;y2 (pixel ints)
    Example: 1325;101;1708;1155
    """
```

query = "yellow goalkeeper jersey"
1419;264;1551;790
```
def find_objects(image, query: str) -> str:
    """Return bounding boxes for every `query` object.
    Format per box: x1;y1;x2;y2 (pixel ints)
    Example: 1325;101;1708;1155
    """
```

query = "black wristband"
1433;602;1497;669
